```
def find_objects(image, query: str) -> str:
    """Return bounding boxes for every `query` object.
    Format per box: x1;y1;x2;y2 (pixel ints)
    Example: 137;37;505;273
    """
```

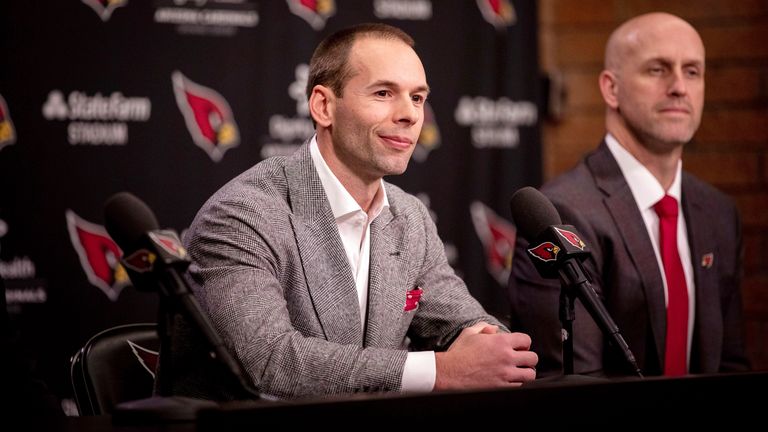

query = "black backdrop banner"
0;0;541;406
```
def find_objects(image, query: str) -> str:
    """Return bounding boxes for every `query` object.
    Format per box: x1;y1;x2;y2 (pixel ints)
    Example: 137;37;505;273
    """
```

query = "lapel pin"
701;253;714;269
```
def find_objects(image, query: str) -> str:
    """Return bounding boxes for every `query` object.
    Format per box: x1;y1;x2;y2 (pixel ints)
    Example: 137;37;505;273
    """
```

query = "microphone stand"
154;262;262;400
559;259;644;378
509;189;643;379
113;230;263;424
559;289;576;375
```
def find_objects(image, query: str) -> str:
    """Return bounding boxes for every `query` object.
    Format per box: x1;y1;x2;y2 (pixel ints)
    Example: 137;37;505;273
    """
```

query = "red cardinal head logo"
555;227;586;250
527;242;560;262
122;249;155;273
172;71;240;162
0;94;16;152
413;101;441;163
477;0;517;29
66;210;130;301
470;201;517;285
148;231;187;259
81;0;128;22
127;339;159;378
287;0;336;30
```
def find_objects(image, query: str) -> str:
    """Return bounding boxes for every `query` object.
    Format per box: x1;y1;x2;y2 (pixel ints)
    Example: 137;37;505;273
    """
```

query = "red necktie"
654;195;688;376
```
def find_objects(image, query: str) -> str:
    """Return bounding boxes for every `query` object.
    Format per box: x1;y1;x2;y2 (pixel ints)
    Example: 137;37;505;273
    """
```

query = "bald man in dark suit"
507;12;750;378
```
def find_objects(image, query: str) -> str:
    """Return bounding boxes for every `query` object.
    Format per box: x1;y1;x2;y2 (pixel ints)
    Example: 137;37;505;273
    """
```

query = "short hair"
306;23;415;101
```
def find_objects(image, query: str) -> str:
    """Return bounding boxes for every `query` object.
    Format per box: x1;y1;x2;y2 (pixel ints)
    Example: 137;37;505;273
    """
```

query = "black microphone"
104;192;163;294
510;187;643;377
104;192;262;399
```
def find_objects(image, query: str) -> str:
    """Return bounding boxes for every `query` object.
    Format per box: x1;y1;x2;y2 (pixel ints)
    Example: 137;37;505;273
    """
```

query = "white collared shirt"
605;134;696;366
309;136;435;392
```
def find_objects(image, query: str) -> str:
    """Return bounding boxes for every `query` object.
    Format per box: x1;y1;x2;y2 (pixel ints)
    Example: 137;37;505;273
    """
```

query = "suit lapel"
365;195;410;347
284;145;362;345
682;175;722;372
587;143;666;367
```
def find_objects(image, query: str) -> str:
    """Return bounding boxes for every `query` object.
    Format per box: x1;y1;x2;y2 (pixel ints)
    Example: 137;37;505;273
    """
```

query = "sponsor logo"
262;63;314;159
0;94;16;151
412;102;441;162
0;218;47;307
454;96;537;149
470;201;516;285
555;227;585;250
0;256;36;280
154;0;259;37
82;0;128;22
373;0;432;20
172;71;240;162
4;286;47;305
287;0;335;30
42;90;151;146
527;241;560;262
66;210;130;301
127;339;159;378
476;0;516;29
0;218;37;280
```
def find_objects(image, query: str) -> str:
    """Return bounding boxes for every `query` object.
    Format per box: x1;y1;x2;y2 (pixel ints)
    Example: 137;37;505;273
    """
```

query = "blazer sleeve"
718;203;751;371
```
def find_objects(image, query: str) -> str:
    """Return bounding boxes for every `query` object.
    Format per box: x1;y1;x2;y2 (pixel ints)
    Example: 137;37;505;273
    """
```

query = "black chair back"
70;323;159;415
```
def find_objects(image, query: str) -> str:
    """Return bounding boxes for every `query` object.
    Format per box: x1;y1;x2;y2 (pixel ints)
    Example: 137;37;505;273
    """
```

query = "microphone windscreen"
510;186;562;241
104;192;159;253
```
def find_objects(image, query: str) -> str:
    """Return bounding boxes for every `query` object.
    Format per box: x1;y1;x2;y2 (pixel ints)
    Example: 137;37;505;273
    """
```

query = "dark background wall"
0;0;540;411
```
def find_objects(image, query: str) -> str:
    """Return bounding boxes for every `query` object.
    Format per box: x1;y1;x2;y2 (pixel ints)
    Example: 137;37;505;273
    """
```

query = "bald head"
605;13;704;72
599;12;706;159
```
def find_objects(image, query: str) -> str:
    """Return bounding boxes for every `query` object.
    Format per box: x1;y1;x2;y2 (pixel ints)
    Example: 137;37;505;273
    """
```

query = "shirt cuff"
400;351;436;393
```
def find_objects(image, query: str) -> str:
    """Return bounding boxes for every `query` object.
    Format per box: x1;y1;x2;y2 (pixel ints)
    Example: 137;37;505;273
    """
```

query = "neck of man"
606;112;684;191
316;132;382;214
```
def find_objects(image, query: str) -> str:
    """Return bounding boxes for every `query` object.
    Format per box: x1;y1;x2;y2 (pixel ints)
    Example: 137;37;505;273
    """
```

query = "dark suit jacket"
159;143;503;400
508;142;750;377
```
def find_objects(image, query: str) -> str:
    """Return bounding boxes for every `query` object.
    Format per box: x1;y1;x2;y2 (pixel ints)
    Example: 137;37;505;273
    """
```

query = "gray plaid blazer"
159;143;501;400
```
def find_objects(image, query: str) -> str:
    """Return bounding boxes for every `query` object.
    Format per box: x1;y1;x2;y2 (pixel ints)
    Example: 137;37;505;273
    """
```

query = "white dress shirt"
309;136;435;392
605;134;696;366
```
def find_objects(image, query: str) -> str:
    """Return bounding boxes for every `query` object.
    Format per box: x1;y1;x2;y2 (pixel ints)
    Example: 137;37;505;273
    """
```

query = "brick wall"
538;0;768;370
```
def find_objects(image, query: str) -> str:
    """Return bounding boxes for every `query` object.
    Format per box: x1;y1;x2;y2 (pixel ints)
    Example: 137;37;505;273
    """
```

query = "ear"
599;70;620;110
308;85;335;128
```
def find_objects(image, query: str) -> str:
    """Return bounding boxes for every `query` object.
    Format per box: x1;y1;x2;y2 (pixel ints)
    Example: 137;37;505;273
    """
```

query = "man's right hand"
433;322;538;391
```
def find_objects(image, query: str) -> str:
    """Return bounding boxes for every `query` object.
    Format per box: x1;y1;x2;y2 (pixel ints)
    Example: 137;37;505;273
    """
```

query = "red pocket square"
404;287;423;311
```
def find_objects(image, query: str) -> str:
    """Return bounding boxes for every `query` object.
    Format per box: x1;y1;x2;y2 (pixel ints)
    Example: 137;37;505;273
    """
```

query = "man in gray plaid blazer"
161;23;537;400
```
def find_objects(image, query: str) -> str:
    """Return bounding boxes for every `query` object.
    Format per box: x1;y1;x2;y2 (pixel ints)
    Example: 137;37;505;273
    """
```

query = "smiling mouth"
379;135;414;150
